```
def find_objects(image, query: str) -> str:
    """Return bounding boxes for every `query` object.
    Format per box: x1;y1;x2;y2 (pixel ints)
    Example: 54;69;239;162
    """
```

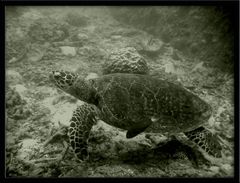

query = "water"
5;6;234;177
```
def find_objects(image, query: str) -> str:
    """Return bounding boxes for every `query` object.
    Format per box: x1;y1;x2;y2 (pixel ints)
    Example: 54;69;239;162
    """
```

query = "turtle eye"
54;74;61;80
53;71;62;80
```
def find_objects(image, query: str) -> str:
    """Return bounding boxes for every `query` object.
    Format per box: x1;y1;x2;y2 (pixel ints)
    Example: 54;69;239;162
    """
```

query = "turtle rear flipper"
180;126;224;165
68;103;101;161
184;127;222;158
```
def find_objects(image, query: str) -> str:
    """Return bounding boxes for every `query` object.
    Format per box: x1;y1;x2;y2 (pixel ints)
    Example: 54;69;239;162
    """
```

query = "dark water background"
5;6;235;177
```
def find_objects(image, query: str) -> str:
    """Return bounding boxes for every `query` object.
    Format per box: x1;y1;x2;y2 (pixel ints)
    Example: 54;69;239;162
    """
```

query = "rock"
111;35;122;40
27;43;50;62
76;33;88;41
28;52;44;62
191;62;206;73
220;164;233;175
17;139;39;161
77;46;106;61
145;134;168;146
8;57;18;64
6;70;23;85
164;62;176;74
10;84;27;97
85;73;99;80
49;100;84;127
77;46;91;56
60;46;77;57
94;165;135;177
209;166;220;173
137;37;164;57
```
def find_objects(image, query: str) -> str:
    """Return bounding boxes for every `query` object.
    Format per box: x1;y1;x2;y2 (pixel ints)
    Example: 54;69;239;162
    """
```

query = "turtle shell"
90;73;212;134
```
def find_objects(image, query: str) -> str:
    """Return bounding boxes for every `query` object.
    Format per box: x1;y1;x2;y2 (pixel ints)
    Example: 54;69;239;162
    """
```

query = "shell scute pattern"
91;73;211;135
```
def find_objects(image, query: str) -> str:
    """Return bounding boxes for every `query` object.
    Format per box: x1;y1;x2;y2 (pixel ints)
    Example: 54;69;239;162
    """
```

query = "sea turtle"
49;70;223;163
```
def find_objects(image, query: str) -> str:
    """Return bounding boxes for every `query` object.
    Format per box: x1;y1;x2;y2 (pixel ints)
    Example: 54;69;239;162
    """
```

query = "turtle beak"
49;70;58;82
51;70;59;76
50;70;61;80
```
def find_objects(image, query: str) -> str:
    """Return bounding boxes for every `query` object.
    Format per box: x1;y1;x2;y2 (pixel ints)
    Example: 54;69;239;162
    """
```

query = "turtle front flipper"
127;124;151;138
68;103;101;161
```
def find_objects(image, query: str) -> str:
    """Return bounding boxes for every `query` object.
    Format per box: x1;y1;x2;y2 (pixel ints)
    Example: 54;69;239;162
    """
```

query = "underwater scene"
5;6;235;177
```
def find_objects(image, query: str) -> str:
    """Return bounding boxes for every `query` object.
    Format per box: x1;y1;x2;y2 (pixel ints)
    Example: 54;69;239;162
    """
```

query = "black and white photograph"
5;5;236;178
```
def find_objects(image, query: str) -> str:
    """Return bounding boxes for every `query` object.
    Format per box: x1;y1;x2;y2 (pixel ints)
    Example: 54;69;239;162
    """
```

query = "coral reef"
102;47;149;74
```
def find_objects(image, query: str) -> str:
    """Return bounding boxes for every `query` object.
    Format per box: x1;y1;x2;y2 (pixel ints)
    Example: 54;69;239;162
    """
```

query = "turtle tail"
68;103;101;161
184;127;222;158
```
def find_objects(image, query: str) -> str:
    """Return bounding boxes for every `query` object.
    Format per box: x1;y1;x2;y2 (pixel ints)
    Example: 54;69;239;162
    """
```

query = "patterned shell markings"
91;73;211;134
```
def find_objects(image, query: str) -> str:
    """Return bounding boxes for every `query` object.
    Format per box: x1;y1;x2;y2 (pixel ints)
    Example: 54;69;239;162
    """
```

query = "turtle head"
50;70;96;103
50;70;78;90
